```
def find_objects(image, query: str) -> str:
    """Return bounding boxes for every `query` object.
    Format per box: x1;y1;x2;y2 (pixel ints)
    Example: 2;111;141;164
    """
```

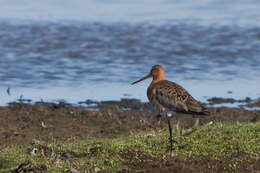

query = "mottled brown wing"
147;80;209;115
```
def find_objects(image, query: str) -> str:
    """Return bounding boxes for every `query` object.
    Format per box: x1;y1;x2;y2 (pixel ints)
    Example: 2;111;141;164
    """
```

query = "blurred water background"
0;0;260;106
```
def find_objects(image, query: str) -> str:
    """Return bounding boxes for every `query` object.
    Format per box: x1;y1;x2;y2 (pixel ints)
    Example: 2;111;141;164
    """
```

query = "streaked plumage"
147;80;209;116
132;65;210;152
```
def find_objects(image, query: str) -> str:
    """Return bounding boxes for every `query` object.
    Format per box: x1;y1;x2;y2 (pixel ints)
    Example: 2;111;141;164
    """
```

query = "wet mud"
207;97;252;105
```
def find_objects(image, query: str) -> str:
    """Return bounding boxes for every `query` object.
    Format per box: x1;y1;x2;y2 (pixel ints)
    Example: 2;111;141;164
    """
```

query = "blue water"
0;0;260;106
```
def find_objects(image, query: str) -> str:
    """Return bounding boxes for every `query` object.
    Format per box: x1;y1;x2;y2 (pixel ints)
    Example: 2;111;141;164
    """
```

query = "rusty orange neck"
151;72;166;84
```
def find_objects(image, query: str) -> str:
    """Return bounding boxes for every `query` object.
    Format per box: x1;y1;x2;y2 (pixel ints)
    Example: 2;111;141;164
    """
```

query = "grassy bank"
1;122;259;173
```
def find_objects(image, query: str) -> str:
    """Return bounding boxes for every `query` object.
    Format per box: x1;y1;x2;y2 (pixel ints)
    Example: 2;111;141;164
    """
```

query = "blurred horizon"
1;0;260;26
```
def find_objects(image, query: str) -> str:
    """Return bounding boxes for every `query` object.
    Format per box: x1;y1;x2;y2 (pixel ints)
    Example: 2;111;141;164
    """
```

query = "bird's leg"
193;118;200;128
167;116;173;153
160;108;174;153
156;112;163;120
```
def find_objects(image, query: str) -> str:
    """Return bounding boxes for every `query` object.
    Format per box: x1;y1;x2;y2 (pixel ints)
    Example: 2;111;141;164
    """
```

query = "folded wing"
147;80;209;115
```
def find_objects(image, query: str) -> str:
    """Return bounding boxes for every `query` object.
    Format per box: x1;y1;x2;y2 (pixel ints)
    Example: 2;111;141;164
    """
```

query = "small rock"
94;167;101;172
41;121;47;128
70;166;81;173
29;148;38;155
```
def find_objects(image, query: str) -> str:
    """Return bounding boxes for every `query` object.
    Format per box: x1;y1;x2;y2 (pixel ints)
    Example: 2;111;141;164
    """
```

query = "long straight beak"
131;73;152;85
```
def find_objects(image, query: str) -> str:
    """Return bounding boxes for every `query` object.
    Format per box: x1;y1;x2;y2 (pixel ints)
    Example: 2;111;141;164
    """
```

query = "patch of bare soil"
138;154;260;173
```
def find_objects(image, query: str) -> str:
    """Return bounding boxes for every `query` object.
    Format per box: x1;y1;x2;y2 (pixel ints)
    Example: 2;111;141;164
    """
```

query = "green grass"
0;122;260;172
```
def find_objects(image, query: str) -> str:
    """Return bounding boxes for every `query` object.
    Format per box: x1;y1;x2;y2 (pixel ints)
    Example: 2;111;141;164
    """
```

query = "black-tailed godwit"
132;65;210;152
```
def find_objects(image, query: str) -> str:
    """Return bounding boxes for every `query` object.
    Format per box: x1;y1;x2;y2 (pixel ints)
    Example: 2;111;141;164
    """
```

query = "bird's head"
131;65;166;85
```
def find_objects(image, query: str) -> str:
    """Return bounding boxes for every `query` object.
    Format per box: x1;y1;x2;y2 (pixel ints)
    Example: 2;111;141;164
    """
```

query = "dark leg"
167;117;173;152
156;114;162;120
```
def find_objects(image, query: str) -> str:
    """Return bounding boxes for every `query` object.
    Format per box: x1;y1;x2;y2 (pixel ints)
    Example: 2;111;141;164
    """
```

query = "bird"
132;65;210;152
